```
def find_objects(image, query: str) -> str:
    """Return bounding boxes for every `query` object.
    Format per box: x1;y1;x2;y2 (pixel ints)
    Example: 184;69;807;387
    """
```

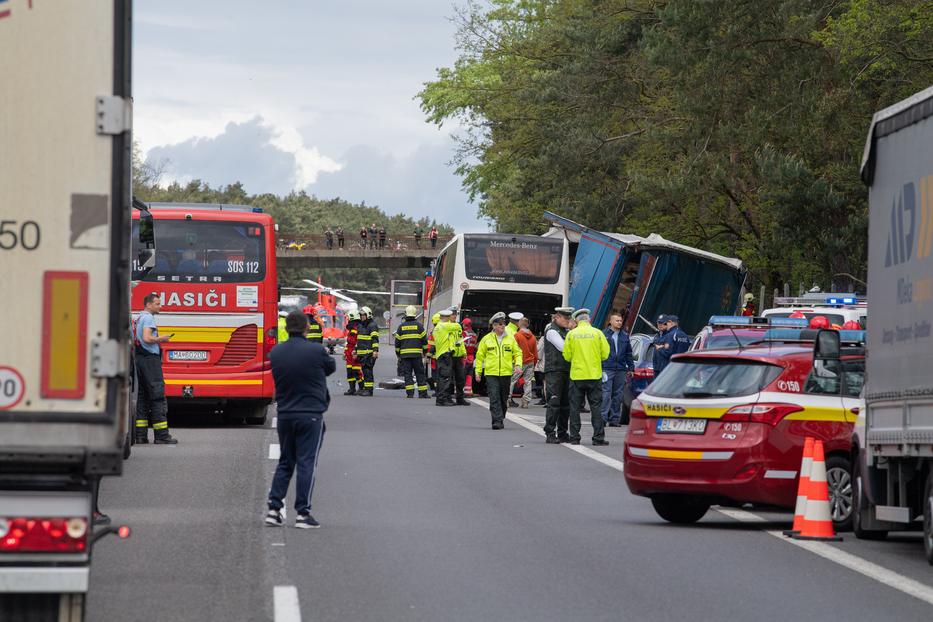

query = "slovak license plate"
168;350;208;362
656;418;706;434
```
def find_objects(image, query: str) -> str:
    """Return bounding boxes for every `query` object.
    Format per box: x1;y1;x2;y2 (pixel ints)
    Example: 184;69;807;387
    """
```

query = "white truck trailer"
854;84;933;563
0;1;150;619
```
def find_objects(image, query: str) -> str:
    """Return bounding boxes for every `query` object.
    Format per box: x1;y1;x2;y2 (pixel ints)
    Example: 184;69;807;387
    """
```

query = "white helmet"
361;306;372;317
405;305;418;317
348;310;360;320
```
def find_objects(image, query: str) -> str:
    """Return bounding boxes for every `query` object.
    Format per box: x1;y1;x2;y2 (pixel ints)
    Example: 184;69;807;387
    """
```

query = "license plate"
168;350;208;362
656;418;707;434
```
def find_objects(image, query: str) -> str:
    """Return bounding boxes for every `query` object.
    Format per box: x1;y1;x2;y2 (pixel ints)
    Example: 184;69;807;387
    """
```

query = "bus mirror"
137;248;156;273
813;329;840;360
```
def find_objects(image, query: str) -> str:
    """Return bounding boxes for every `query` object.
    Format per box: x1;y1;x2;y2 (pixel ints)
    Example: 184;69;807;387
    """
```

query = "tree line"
419;0;932;293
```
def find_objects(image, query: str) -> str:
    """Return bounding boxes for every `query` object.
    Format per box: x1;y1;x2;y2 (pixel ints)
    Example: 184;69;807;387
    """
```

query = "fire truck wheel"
650;494;709;524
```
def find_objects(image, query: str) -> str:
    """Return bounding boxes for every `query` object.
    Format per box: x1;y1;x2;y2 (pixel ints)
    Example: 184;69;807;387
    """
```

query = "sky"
134;1;487;232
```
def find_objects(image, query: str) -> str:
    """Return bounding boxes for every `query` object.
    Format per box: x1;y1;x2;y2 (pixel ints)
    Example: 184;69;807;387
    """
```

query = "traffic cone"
791;439;843;541
464;373;474;396
783;436;814;537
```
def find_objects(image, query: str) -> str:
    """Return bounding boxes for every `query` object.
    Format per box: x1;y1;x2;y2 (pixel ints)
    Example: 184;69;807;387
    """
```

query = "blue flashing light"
826;296;857;305
768;318;809;328
709;315;751;326
839;329;867;343
251;207;263;213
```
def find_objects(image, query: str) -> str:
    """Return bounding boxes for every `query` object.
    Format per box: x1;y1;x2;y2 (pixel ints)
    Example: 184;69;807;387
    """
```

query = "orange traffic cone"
783;436;814;537
792;439;843;541
464;372;474;396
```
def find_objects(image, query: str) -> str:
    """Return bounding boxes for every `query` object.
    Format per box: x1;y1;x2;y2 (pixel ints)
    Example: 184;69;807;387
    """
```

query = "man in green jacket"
475;312;522;429
563;308;610;446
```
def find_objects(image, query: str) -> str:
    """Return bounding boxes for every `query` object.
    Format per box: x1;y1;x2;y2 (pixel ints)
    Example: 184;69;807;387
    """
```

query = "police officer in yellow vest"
394;305;430;399
432;308;459;406
450;310;469;406
277;311;289;343
563;308;610;446
474;312;522;429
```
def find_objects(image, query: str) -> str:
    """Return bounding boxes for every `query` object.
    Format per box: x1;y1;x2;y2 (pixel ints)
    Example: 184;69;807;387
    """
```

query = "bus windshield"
133;220;266;283
463;235;563;284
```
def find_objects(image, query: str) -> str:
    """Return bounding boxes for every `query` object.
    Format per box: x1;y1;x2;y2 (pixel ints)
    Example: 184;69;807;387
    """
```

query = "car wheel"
650;494;709;524
826;455;854;532
924;471;933;566
852;463;887;541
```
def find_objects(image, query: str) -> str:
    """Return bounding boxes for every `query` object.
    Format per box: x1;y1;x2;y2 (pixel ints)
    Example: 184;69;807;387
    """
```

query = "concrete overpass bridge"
275;234;450;269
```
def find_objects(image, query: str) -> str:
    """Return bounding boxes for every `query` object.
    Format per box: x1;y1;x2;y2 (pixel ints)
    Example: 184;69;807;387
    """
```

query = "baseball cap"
656;314;668;324
667;315;679;323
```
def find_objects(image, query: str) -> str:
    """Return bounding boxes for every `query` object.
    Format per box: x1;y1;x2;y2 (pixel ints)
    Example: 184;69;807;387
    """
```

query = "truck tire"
826;455;854;532
852;470;887;541
650;494;709;524
924;471;933;566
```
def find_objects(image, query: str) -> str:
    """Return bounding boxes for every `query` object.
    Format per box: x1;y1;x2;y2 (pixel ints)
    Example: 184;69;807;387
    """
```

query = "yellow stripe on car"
164;379;263;385
159;326;263;343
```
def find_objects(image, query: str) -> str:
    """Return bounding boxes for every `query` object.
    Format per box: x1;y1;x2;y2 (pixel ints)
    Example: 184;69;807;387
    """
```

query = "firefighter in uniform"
543;307;574;444
432;308;457;406
304;304;324;344
563;308;610;446
474;312;522;429
394;305;430;398
344;310;363;395
355;306;379;396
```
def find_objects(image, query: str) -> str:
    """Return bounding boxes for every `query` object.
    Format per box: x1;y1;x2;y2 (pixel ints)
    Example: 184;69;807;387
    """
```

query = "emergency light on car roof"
759;328;867;344
826;296;858;305
707;316;809;328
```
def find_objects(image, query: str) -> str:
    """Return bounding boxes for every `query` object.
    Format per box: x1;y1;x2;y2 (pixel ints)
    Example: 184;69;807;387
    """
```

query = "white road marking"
272;416;277;428
274;585;302;622
467;396;933;606
269;444;280;460
715;508;933;607
468;398;624;473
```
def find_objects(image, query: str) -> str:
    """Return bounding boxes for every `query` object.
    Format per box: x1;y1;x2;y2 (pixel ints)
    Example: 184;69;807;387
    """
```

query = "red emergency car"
624;330;864;529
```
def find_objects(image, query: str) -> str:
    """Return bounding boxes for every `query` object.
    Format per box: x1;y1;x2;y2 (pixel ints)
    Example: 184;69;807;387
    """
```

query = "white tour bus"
426;233;569;335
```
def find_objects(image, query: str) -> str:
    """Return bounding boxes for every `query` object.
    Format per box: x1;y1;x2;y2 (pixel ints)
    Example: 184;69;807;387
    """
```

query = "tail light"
0;517;87;553
722;403;804;426
263;328;277;357
629;399;647;419
632;368;654;380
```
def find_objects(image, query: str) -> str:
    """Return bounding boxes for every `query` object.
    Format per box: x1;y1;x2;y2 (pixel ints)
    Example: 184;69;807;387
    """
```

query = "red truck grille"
216;324;258;367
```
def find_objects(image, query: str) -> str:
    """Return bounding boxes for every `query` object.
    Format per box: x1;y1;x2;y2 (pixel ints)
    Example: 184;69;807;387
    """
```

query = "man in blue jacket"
266;310;336;529
653;314;691;376
601;312;634;426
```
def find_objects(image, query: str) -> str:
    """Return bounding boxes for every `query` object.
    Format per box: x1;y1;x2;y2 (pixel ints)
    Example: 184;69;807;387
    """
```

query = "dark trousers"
452;356;466;400
485;375;510;425
601;368;626;424
134;351;169;438
337;237;344;248
360;354;376;390
544;371;570;439
570;379;605;442
430;237;437;249
268;413;325;515
435;353;453;403
400;357;428;395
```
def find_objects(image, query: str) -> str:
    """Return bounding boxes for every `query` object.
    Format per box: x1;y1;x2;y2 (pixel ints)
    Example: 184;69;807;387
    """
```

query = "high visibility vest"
563;321;610;381
432;321;458;358
475;332;522;376
394;319;427;358
277;316;289;343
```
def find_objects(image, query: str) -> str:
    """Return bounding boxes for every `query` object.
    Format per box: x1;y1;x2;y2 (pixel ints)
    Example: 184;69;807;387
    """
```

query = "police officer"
474;312;522;429
344;310;362;395
651;314;670;375
543;307;574;444
304;305;324;345
450;310;469;405
654;314;690;375
134;293;178;444
432;308;457;406
355;306;379;396
277;310;289;344
394;305;430;398
563;308;610;446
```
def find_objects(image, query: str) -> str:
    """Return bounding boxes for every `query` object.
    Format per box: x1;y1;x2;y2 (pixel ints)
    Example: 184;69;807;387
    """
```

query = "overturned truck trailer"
544;212;746;335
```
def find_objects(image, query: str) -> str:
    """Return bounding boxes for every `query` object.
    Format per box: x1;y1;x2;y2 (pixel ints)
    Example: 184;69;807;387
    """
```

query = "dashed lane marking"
274;585;302;622
467;397;933;607
272;416;277;428
269;444;280;460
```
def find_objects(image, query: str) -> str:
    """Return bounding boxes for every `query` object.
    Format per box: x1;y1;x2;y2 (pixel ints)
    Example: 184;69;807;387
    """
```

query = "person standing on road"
394;305;430;399
563;308;610;446
505;312;524;406
601;312;634;427
265;310;336;529
432;309;457;406
429;226;438;249
277;310;289;344
653;315;689;376
343;310;362;395
513;317;538;408
474;312;522;430
304;305;324;345
461;317;478;396
134;293;178;445
533;332;546;406
651;315;670;376
355;306;379;396
335;226;345;249
451;317;469;406
543;308;573;444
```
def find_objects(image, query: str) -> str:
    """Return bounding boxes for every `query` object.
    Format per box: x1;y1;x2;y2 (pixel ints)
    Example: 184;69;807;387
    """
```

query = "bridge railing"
276;233;452;253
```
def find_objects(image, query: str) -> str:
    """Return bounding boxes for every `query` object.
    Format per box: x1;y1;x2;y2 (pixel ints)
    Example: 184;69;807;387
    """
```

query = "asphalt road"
88;345;933;621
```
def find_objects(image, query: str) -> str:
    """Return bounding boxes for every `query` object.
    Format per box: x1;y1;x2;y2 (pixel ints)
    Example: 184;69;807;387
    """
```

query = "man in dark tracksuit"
355;306;379;396
543;307;574;444
394;306;430;398
134;293;178;444
266;310;336;529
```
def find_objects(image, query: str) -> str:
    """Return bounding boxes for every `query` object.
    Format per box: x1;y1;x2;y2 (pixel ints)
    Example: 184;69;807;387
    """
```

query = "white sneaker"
265;508;285;526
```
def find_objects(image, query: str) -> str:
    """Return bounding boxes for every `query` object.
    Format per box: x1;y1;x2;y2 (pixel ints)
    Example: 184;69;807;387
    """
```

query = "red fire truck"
132;203;278;424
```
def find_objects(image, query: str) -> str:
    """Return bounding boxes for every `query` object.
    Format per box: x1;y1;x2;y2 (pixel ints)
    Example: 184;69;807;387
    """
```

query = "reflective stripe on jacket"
475;332;522;376
394;319;427;358
563;321;610;381
307;318;323;344
432;321;460;358
355;319;380;355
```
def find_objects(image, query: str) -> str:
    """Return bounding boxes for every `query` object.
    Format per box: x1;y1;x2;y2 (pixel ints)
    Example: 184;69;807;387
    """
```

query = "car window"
842;359;865;398
804;359;842;395
648;360;782;399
